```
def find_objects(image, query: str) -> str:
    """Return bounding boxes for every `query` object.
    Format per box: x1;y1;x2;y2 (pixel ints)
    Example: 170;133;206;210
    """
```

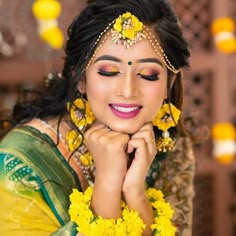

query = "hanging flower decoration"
212;122;236;164
67;98;95;131
66;98;95;152
152;103;181;132
211;17;236;53
32;0;64;49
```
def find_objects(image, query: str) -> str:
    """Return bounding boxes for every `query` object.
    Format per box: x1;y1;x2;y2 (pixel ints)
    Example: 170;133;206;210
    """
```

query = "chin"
109;124;140;135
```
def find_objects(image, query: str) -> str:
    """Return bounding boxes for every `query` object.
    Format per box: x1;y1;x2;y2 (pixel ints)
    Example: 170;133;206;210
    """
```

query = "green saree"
0;125;81;235
0;124;195;235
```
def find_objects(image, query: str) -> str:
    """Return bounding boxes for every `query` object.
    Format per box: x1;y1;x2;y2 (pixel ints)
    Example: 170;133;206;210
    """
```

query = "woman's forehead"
93;34;161;62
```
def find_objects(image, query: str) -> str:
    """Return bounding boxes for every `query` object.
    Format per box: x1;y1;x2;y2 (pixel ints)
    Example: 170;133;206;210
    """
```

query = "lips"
109;104;142;119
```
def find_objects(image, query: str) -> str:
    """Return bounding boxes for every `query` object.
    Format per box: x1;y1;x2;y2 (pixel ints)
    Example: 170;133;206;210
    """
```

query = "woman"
0;0;194;235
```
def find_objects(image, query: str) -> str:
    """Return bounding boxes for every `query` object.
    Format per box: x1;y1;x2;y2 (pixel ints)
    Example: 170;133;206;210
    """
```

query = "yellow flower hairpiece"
112;12;146;48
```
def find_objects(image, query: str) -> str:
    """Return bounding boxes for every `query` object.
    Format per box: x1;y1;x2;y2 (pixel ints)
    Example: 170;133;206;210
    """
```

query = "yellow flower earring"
153;103;181;152
66;97;95;166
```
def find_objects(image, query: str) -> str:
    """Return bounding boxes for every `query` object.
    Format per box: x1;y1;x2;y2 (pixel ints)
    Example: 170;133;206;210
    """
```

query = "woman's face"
82;34;168;134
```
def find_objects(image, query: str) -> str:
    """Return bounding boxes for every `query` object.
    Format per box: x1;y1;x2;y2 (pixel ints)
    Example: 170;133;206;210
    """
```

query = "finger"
85;123;112;140
127;138;148;160
85;123;105;137
127;138;154;171
131;124;156;157
86;124;130;152
131;131;156;158
109;133;130;153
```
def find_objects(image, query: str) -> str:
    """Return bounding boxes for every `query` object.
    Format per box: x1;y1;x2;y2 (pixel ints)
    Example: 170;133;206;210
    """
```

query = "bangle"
69;187;176;235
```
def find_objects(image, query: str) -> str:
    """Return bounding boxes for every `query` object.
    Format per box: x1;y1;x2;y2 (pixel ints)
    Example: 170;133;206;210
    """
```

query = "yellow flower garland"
69;187;176;236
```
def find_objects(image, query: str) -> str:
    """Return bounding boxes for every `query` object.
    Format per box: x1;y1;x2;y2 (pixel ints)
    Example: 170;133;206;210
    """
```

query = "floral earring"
152;103;181;152
66;97;95;166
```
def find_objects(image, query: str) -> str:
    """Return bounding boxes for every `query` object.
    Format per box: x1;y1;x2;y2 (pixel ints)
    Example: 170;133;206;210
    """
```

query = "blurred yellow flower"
212;122;236;140
32;0;61;20
211;17;236;53
211;17;235;35
212;122;236;164
32;0;64;49
40;26;64;49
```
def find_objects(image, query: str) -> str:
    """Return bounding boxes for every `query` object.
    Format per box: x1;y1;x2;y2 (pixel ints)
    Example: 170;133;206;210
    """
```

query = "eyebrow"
94;55;163;67
94;55;121;63
137;58;163;67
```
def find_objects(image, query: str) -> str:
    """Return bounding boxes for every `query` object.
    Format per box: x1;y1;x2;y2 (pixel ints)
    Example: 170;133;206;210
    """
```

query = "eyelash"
137;73;160;81
97;70;160;81
97;70;120;76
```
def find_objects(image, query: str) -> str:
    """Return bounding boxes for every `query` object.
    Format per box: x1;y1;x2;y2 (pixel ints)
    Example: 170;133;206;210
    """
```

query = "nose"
116;72;139;98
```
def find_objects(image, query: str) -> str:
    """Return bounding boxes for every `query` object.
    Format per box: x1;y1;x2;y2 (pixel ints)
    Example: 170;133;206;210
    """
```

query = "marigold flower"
113;12;143;40
69;186;176;235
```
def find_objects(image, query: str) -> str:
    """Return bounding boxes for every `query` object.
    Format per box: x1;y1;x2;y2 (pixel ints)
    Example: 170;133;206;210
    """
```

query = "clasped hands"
84;122;157;194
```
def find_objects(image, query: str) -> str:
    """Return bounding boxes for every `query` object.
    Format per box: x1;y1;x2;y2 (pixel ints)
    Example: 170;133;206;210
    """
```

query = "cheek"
87;79;110;96
85;77;112;109
85;70;112;95
146;85;166;115
147;82;166;101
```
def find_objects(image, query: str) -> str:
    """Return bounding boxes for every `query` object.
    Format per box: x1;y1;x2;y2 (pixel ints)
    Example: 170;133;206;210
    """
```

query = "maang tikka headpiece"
111;12;146;48
85;12;181;74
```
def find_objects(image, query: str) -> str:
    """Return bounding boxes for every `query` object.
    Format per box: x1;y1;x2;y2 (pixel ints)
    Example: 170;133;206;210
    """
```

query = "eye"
137;73;160;81
97;69;120;77
97;65;120;77
137;68;160;81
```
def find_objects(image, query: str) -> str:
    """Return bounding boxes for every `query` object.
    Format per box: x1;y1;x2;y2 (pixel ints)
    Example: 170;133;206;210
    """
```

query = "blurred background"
0;0;235;235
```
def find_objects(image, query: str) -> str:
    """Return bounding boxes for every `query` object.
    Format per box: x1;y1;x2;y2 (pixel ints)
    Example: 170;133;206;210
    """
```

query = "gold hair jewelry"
85;12;181;75
111;12;146;48
66;97;95;166
153;103;181;152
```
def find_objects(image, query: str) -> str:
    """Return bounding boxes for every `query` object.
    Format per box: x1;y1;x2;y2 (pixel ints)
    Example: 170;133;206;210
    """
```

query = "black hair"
12;0;190;137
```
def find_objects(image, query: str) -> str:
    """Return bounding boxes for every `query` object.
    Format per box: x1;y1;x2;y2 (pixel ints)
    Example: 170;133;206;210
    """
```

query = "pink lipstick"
109;104;142;119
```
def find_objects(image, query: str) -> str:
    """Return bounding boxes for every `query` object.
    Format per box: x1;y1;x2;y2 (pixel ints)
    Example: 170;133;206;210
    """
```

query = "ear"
78;76;86;94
